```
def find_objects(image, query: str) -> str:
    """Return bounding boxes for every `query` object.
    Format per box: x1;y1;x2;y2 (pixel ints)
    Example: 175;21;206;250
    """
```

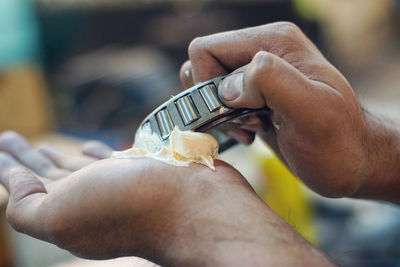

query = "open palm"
0;131;265;265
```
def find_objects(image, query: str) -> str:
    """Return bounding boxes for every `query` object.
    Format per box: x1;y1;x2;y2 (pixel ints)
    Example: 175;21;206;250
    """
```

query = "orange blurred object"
0;66;52;137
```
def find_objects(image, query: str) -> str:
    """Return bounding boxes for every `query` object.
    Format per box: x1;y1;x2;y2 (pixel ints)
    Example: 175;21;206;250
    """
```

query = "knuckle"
274;21;302;37
242;51;276;108
253;51;275;68
188;37;207;58
248;51;276;86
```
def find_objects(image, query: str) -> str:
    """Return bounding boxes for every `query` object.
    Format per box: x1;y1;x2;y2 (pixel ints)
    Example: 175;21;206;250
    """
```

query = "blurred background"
1;0;400;266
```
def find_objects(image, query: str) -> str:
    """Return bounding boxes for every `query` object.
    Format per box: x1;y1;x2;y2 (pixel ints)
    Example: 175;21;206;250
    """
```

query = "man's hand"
180;22;400;202
0;131;333;266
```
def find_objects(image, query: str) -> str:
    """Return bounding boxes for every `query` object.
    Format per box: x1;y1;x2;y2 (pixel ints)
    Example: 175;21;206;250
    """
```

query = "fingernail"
218;73;243;101
184;69;191;78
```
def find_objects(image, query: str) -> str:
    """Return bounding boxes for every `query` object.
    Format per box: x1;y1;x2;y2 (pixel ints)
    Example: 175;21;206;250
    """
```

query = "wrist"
157;163;332;266
355;112;400;202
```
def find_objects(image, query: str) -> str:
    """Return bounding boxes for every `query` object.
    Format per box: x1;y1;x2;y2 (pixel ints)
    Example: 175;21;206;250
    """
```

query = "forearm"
166;211;334;266
355;112;400;203
158;164;334;266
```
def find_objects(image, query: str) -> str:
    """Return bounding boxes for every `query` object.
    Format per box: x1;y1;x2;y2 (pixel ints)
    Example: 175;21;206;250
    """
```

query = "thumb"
8;167;46;203
218;51;319;120
6;167;48;239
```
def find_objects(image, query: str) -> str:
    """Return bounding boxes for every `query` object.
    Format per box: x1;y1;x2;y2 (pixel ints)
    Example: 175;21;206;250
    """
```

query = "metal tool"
137;75;269;152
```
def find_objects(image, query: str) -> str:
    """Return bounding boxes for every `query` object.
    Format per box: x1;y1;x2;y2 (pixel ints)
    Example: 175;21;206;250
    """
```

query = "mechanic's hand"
180;22;369;198
0;131;334;266
0;131;244;261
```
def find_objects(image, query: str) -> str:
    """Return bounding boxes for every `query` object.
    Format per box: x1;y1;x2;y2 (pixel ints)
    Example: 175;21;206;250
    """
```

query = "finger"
0;131;69;179
179;60;195;89
0;152;20;190
7;167;47;202
218;51;325;121
38;143;97;171
188;35;228;83
5;167;48;240
0;152;53;188
82;141;112;159
188;22;321;84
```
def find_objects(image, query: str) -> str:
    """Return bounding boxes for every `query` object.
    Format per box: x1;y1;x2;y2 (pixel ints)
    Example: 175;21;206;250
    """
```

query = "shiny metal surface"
199;84;222;112
137;75;269;152
155;109;174;139
175;95;200;126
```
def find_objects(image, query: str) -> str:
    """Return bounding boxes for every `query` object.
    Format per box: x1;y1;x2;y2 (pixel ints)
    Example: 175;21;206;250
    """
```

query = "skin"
1;21;399;265
180;22;400;202
0;131;333;266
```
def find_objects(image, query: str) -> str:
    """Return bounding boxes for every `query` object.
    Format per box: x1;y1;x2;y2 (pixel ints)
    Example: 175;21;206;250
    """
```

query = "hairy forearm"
164;205;334;266
168;216;333;266
158;164;334;266
355;111;400;203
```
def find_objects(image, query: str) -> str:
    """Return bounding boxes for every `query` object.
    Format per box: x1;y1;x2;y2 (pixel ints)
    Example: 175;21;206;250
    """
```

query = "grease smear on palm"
112;125;220;170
